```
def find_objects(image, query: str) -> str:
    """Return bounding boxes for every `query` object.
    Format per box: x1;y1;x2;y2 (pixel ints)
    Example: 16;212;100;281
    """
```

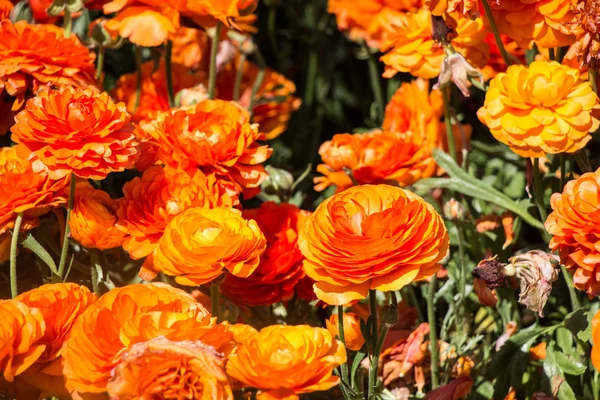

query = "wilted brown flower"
564;0;600;69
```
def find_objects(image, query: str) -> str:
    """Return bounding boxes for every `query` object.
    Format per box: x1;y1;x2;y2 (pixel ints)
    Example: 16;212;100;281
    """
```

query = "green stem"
404;285;425;323
593;370;599;400
481;0;512;67
427;275;440;389
560;265;581;310
90;250;100;296
532;158;549;236
442;85;458;162
249;69;266;117
267;6;280;69
165;40;175;107
337;305;350;385
211;280;221;322
548;47;556;61
10;213;24;299
96;46;105;85
456;223;468;327
304;50;318;106
559;153;567;189
233;53;247;101
367;290;379;399
63;8;72;38
366;47;385;124
57;173;76;281
134;46;142;112
207;22;223;100
368;324;390;399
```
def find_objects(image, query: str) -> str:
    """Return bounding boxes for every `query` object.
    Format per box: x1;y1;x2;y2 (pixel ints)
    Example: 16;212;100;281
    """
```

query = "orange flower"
381;9;489;79
218;59;301;140
62;283;229;395
106;337;233;400
481;33;525;81
591;310;600;371
477;61;600;157
221;202;310;306
326;312;365;351
226;325;346;398
0;299;46;382
546;169;600;295
69;183;126;250
172;27;210;70
184;0;258;30
425;0;477;18
0;146;69;235
116;165;237;260
11;86;139;180
565;0;600;69
139;100;271;197
328;0;422;48
151;207;266;286
0;20;95;129
298;185;449;305
12;284;96;398
489;0;574;49
0;0;13;19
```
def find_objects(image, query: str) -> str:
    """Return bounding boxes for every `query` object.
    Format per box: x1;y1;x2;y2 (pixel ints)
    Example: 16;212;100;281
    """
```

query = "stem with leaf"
10;213;24;298
441;85;458;163
427;275;440;389
208;22;223;100
57;173;76;281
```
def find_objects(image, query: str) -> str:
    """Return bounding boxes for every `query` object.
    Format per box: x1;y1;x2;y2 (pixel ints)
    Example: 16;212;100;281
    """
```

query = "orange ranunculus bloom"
592;310;600;371
0;300;46;382
565;0;600;70
380;9;489;79
226;325;346;398
11;86;139;180
328;0;422;48
298;185;449;305
326;312;365;351
477;61;600;157
184;0;258;30
139;100;272;197
12;284;96;398
0;146;69;235
221;202;311;306
0;20;96;132
545;169;600;296
106;337;233;400
425;0;477;18
69;182;126;250
62;283;230;396
116;166;237;261
172;27;210;71
480;33;525;81
152;207;266;286
489;0;574;49
111;61;205;123
218;59;301;140
0;0;13;19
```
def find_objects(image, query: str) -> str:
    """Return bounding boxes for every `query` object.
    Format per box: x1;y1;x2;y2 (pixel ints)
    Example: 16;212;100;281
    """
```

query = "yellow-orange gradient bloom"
226;325;346;398
218;60;301;140
62;283;230;396
11;86;139;180
0;300;46;382
0;0;13;19
0;20;95;118
106;337;233;400
425;0;477;18
0;146;69;235
328;0;422;48
184;0;258;30
546;169;600;296
139;100;271;197
152;207;266;286
326;312;365;351
381;9;488;79
298;185;449;305
489;0;574;49
221;202;310;306
69;183;126;250
477;61;600;157
13;284;96;397
116;166;237;261
592;310;600;371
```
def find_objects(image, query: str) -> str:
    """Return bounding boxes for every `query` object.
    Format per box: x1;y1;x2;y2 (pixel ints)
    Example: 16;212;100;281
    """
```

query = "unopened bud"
379;305;399;327
262;166;294;195
443;198;465;221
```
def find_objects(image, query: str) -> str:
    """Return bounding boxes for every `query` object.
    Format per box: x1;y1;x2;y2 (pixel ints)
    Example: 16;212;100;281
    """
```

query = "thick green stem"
560;265;581;310
63;8;72;38
233;53;247;101
96;47;105;85
207;22;223;100
134;46;142;111
481;0;512;67
337;305;350;385
10;213;24;299
366;48;385;124
442;86;458;162
367;290;379;398
57;173;76;280
90;250;100;296
211;281;221;322
165;40;175;107
427;275;440;389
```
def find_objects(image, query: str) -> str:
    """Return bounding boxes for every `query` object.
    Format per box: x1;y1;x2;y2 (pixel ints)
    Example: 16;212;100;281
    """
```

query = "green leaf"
414;149;544;230
554;351;587;376
564;309;588;335
21;233;58;275
556;327;574;353
558;380;578;400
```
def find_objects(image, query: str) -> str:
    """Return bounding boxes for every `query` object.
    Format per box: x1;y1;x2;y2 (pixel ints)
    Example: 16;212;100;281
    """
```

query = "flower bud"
86;19;125;50
262;166;294;195
379;305;399;327
509;251;559;317
47;0;83;17
434;50;483;97
443;198;465;221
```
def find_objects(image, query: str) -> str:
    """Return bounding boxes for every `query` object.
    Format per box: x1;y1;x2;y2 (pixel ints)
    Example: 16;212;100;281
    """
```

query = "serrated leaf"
21;233;58;275
414;150;544;230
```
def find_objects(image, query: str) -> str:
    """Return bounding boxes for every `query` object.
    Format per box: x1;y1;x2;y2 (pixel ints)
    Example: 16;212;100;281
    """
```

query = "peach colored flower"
11;86;139;180
298;185;449;305
116;165;237;261
477;60;600;157
172;27;210;71
564;0;600;69
326;312;365;351
221;202;310;306
226;325;346;398
151;207;266;286
0;0;13;19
